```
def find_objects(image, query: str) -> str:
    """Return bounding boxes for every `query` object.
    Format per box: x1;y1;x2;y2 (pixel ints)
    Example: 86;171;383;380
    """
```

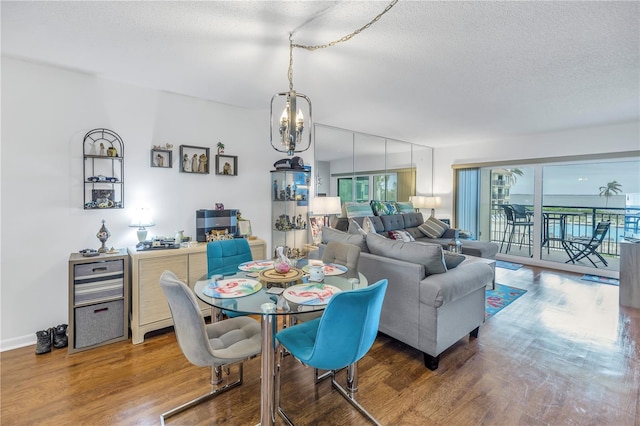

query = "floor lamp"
410;196;442;218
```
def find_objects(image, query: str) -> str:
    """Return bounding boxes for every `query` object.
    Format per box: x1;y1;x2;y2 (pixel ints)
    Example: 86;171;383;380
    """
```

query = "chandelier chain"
292;0;398;51
287;0;398;89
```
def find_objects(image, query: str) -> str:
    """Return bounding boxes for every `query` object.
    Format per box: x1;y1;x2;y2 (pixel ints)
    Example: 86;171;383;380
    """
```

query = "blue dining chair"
275;279;388;426
207;239;254;319
207;238;253;277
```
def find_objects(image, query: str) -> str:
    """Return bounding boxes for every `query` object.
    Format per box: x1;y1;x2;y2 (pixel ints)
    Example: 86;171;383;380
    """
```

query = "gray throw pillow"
348;219;367;236
322;226;369;253
366;233;446;276
443;251;465;270
418;216;450;238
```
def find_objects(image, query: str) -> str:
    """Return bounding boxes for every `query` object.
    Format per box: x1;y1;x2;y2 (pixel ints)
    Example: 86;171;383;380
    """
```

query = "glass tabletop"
194;269;367;316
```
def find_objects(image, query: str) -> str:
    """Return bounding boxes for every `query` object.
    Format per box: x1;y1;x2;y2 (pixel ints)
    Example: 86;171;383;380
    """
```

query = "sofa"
319;226;494;370
333;212;499;259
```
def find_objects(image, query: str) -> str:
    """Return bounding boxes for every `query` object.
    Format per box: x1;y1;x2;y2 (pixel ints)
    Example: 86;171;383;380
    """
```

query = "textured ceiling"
1;1;638;148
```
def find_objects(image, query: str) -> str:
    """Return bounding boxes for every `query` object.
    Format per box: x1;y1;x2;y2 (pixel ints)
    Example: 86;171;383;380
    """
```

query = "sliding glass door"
456;155;639;274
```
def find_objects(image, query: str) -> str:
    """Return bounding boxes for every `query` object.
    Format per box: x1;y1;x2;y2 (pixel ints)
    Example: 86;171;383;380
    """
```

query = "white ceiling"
2;1;638;148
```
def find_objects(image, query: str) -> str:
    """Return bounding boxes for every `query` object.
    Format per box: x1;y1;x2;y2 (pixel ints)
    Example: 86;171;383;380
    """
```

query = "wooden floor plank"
1;265;639;425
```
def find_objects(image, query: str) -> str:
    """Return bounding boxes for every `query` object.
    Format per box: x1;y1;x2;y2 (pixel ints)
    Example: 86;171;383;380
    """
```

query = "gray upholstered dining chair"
321;241;361;279
158;270;261;425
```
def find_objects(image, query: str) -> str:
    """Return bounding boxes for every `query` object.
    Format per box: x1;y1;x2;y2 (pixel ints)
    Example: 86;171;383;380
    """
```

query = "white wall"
433;122;640;221
0;57;292;350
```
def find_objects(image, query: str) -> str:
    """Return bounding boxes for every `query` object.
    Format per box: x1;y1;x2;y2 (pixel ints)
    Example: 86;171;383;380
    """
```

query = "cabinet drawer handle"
92;267;108;272
94;307;109;313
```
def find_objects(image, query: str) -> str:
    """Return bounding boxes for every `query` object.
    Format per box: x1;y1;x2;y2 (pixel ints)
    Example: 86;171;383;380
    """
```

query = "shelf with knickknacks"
83;128;125;209
270;168;311;258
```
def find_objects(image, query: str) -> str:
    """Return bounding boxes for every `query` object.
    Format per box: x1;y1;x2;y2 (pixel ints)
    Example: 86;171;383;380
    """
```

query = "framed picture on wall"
179;145;210;174
238;220;252;237
150;149;172;168
215;155;238;176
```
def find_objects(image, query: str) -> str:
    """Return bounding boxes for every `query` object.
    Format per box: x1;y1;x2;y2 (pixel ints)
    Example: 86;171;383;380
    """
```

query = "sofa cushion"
342;202;374;219
381;214;406;232
362;216;377;234
322;226;369;253
366;233;446;276
388;230;415;242
419;216;450;238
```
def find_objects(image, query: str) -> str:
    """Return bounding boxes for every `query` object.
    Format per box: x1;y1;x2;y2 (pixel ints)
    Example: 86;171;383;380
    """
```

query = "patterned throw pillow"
418;216;450;238
395;202;415;214
343;202;374;218
363;216;378;234
370;200;400;216
388;230;415;242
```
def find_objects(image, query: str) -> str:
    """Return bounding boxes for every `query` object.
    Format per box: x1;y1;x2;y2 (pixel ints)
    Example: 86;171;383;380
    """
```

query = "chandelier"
270;35;312;156
270;0;398;156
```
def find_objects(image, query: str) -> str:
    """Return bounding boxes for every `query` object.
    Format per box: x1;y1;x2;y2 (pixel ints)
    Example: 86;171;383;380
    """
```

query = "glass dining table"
193;264;368;426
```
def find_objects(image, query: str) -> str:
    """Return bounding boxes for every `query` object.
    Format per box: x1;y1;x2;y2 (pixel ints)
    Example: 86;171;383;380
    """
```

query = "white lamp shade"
410;196;442;209
312;196;342;215
129;208;155;228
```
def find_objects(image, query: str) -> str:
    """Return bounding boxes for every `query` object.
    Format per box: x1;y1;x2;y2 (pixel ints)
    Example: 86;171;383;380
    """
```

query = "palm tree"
598;180;623;206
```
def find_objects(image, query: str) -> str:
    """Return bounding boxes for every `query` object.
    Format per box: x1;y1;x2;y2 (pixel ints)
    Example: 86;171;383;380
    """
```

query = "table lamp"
311;196;342;245
130;208;155;242
312;196;342;227
410;195;442;218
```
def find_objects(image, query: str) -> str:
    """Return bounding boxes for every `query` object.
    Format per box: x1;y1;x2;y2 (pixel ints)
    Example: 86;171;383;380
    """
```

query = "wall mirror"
313;124;434;210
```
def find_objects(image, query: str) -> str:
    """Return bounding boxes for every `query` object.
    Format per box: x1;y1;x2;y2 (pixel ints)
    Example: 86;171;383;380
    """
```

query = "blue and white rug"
496;260;523;271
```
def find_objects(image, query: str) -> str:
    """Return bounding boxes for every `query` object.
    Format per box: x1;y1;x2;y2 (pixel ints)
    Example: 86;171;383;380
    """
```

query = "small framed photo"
215;155;238;176
308;215;326;244
180;145;210;174
151;149;172;168
238;220;252;237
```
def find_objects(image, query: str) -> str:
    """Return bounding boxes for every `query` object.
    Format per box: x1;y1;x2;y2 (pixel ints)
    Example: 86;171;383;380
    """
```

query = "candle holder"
96;219;111;253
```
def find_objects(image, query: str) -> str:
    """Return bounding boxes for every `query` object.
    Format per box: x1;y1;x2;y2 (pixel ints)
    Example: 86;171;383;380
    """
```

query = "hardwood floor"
2;265;639;425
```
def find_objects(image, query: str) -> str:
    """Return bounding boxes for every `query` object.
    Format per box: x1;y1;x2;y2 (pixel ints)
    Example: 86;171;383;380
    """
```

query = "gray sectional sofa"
334;212;498;259
319;226;495;370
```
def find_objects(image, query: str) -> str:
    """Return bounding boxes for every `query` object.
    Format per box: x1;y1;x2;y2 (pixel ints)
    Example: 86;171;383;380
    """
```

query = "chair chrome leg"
331;375;381;426
160;364;243;425
346;363;358;394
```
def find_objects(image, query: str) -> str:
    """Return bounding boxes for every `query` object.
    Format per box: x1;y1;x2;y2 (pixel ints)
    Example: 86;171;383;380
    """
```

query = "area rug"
581;274;619;286
495;260;523;271
486;284;527;319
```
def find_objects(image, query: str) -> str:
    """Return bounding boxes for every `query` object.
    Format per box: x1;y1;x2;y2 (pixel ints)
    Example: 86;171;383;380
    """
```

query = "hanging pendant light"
270;34;312;156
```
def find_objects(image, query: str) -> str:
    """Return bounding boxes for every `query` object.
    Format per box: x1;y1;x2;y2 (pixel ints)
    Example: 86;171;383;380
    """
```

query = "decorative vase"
96;219;111;253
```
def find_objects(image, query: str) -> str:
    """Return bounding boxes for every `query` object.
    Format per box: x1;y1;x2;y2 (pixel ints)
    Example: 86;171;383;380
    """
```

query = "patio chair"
500;204;533;256
564;220;611;268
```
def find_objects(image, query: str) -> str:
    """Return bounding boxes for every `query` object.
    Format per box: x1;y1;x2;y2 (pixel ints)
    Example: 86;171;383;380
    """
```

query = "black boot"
53;324;68;349
35;329;52;354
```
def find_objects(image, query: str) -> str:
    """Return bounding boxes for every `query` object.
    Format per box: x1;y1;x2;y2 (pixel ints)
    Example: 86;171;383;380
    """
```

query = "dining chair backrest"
159;270;215;367
207;239;253;277
502;205;516;223
321;241;361;271
306;279;387;371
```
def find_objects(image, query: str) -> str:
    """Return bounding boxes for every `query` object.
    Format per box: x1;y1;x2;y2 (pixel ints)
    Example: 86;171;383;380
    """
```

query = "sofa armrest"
419;262;493;308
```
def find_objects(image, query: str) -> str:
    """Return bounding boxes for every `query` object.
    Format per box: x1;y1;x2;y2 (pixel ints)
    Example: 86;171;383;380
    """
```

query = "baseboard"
1;334;35;352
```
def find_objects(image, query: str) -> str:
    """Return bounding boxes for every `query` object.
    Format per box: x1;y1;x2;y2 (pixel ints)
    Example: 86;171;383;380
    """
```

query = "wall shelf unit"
83;128;124;209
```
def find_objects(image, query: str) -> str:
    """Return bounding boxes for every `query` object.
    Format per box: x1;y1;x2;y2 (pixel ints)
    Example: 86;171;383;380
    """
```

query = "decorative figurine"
286;185;292;200
191;154;198;172
96;219;111;253
107;146;117;157
217;141;225;154
199;153;207;172
99;143;105;156
183;154;190;171
273;180;278;200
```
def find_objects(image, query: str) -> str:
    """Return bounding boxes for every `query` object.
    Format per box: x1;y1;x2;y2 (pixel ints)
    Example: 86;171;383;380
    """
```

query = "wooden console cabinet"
128;238;266;344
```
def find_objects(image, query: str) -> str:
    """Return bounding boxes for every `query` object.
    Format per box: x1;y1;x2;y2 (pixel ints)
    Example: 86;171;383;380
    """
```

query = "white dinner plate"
202;278;262;298
283;283;341;306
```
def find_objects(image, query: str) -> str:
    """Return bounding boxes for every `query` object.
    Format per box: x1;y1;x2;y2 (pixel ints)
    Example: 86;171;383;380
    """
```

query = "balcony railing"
490;205;634;259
